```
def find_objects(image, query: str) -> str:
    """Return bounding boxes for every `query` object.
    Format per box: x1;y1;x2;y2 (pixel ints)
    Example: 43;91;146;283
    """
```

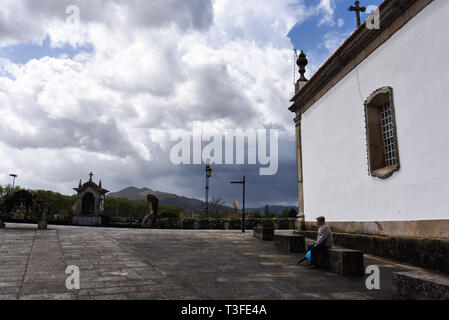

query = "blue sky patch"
0;36;93;65
288;0;383;67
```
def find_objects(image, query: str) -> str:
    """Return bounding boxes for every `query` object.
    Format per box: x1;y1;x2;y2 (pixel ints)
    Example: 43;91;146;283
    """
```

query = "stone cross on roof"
89;172;94;181
349;1;366;28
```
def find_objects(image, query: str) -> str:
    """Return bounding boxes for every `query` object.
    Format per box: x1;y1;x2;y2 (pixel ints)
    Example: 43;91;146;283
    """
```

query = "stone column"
295;113;306;231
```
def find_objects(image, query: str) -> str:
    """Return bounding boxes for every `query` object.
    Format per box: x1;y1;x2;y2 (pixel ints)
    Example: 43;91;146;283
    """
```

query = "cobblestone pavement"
0;223;428;300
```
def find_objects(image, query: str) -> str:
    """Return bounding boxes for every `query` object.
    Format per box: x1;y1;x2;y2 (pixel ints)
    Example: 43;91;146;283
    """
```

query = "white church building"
290;0;449;237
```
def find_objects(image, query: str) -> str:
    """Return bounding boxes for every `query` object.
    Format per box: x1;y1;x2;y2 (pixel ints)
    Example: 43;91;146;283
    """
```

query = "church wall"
301;0;449;224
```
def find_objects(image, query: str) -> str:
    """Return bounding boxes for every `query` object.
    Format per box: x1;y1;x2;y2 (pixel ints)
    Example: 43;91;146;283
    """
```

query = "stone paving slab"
0;223;439;300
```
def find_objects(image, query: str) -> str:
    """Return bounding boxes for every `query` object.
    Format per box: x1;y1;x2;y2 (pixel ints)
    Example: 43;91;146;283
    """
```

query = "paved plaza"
0;223;429;300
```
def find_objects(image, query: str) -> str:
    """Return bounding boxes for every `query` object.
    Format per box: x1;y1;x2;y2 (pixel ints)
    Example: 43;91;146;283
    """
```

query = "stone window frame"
364;87;400;179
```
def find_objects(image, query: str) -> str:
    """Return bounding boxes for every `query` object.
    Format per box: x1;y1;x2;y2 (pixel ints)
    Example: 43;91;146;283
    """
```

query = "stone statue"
141;194;159;228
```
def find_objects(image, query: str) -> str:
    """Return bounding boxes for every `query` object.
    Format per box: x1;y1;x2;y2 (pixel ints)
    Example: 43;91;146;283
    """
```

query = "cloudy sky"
0;0;381;207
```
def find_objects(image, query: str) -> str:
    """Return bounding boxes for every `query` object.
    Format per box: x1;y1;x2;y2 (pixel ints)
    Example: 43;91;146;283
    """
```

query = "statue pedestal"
72;216;102;226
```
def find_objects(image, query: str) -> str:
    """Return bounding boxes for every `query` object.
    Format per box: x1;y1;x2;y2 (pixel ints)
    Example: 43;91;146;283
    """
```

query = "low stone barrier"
197;219;211;230
277;219;291;230
5;216;296;231
393;271;449;300
261;219;274;228
245;219;258;230
230;219;241;230
324;248;364;276
275;234;305;253
159;218;179;229
253;227;274;241
212;219;225;230
296;230;449;275
181;219;195;229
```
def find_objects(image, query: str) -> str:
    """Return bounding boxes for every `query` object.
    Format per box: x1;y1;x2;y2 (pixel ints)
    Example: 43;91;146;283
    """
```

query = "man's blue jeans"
307;243;326;267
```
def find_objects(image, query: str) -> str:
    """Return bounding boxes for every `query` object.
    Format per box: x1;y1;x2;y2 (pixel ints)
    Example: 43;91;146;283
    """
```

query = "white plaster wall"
301;0;449;222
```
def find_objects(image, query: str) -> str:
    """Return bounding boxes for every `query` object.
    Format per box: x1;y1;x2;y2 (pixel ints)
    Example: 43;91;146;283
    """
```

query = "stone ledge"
297;230;449;275
393;271;449;300
274;234;305;253
253;227;274;241
326;248;364;276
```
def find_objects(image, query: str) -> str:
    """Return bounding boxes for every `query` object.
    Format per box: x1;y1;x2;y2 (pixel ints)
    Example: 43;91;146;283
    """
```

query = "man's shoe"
308;264;318;269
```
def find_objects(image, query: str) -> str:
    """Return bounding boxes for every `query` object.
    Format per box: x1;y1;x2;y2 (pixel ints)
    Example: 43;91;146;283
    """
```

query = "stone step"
275;234;305;253
253;227;274;241
315;248;364;276
393;271;449;300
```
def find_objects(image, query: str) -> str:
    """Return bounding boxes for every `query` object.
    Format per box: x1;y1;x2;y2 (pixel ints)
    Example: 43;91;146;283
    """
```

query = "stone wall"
3;217;296;231
297;230;449;275
109;218;296;230
304;220;449;238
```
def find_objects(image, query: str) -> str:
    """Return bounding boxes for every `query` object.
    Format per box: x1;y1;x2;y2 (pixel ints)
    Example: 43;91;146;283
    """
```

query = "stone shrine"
72;172;109;226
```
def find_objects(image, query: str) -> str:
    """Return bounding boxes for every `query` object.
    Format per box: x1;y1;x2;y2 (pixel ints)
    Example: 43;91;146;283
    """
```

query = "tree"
280;208;297;218
264;204;270;217
0;185;20;198
0;189;49;222
209;197;225;217
198;197;225;218
288;208;298;218
34;190;76;216
263;205;277;218
158;204;184;219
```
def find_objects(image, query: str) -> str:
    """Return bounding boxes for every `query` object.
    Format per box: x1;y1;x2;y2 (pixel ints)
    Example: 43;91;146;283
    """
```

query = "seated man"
297;216;333;269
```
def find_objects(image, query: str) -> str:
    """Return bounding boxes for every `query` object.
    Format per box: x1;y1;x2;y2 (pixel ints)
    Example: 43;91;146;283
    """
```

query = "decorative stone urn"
38;220;48;230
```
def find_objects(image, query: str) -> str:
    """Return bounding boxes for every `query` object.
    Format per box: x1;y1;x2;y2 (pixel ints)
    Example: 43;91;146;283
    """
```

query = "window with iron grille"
381;105;397;167
365;87;400;179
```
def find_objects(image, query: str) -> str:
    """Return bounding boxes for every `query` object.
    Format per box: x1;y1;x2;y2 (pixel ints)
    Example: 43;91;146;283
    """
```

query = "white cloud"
316;0;337;26
0;0;302;204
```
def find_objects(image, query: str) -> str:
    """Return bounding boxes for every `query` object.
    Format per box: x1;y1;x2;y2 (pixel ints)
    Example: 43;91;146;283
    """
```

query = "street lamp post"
9;174;17;189
205;160;212;217
231;176;246;233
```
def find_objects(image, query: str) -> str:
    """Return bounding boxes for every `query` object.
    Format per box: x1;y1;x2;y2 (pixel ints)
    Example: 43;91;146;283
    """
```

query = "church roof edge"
289;0;428;113
74;180;109;194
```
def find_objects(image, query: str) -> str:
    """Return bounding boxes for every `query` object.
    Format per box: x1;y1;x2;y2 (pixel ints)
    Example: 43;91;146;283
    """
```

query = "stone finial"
295;50;309;93
79;179;82;188
99;180;102;188
297;50;308;82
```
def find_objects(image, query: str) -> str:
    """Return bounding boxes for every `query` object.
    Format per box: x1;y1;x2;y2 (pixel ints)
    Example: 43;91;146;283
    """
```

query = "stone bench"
392;271;449;300
253;227;274;241
318;248;364;276
275;234;305;253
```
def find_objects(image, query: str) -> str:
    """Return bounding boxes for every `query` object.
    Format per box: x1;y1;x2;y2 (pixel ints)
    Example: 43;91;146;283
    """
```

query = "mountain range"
108;187;298;215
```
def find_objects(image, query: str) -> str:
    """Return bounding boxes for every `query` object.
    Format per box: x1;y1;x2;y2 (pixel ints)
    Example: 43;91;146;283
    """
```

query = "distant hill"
107;187;205;213
108;187;298;215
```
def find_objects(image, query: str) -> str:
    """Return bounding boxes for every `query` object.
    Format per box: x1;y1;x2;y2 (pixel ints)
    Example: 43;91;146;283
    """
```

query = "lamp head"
205;159;212;178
